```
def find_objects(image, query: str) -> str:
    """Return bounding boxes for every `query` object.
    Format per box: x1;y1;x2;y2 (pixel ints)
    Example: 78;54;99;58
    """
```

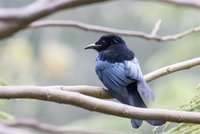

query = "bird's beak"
84;43;97;49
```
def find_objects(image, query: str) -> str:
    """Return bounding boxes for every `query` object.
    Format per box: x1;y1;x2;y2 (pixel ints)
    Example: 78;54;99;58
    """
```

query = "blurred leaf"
0;111;14;120
0;79;7;86
197;83;200;90
39;40;76;79
0;37;36;84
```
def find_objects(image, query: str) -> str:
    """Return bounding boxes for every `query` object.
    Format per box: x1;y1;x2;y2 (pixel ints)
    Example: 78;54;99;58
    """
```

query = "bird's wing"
95;60;132;104
124;58;155;100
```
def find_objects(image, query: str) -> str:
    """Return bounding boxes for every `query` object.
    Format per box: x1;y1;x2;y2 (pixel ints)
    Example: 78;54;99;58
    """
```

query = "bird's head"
85;35;126;52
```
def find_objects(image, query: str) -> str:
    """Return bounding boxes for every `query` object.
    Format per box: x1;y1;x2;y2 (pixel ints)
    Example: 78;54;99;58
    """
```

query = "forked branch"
0;57;199;123
30;20;200;41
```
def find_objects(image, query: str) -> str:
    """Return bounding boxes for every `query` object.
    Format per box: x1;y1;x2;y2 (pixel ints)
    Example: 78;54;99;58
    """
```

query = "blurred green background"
0;0;199;134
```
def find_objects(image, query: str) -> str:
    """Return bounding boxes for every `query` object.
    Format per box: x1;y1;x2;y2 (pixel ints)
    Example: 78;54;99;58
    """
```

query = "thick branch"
0;0;108;39
0;86;200;124
0;0;108;21
30;20;200;41
49;85;112;99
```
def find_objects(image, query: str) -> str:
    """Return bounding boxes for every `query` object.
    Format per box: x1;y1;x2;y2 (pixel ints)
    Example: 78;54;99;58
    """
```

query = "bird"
85;35;166;128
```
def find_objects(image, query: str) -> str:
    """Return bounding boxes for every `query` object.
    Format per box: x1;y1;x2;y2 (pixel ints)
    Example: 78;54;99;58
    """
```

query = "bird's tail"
127;83;166;128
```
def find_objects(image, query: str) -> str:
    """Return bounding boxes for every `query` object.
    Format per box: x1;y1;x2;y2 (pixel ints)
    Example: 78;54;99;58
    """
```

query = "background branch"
0;0;108;39
158;0;200;9
0;124;33;134
3;119;129;134
0;0;199;41
30;20;200;41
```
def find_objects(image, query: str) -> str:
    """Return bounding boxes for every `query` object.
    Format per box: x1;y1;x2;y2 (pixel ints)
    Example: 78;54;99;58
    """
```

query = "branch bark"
30;20;200;41
0;86;200;124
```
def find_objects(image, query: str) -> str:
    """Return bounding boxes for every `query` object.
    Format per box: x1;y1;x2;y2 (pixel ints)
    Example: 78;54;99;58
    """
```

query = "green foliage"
0;80;10;120
0;79;13;120
163;90;200;134
0;79;7;86
0;79;8;86
197;84;200;90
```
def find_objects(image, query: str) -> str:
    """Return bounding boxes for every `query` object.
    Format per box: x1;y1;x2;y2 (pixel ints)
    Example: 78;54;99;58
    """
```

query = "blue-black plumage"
85;35;165;128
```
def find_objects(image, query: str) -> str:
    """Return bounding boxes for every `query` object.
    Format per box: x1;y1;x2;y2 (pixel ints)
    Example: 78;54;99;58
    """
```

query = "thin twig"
151;19;162;36
30;20;200;41
157;0;200;9
145;57;200;82
0;124;33;134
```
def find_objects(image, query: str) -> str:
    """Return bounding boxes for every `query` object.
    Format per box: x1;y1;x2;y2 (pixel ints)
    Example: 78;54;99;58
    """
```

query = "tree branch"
0;57;199;124
0;124;33;134
145;57;200;82
150;19;162;36
158;0;200;9
0;0;108;21
3;119;129;134
0;86;200;124
30;20;200;41
0;0;108;39
0;57;198;124
0;0;200;41
0;0;199;41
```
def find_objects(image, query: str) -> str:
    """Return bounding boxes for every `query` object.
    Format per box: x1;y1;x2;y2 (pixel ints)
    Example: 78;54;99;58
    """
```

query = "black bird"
85;35;165;128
